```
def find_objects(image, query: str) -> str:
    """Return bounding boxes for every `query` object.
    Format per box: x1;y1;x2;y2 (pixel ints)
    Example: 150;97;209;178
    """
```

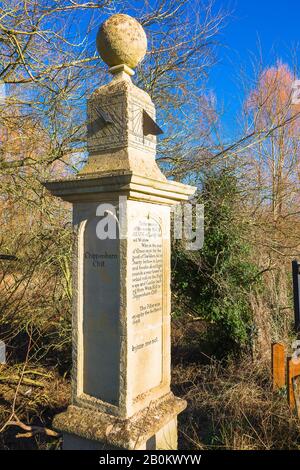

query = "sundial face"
94;106;114;129
128;98;156;153
87;92;127;153
87;90;157;154
131;101;143;137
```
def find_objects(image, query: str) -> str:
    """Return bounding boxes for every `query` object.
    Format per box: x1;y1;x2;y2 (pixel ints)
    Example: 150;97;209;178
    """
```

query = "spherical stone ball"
96;14;147;69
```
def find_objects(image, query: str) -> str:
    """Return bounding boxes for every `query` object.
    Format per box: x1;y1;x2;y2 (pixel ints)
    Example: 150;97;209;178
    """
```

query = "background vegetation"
0;0;300;449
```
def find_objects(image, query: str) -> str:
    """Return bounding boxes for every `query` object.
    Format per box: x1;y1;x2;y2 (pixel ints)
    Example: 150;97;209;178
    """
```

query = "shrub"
172;170;261;356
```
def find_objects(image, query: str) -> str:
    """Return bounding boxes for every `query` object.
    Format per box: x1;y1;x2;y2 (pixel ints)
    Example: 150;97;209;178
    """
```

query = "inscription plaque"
82;216;120;405
129;216;163;398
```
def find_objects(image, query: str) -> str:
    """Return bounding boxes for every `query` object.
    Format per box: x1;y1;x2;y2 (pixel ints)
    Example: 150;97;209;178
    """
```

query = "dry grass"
0;364;70;449
0;320;299;450
172;321;300;450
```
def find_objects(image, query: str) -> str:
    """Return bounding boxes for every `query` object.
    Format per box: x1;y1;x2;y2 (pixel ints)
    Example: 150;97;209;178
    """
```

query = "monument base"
53;392;186;450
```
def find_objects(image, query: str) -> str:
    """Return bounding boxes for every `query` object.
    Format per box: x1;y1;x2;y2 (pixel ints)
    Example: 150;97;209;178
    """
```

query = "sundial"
45;12;197;451
87;14;163;155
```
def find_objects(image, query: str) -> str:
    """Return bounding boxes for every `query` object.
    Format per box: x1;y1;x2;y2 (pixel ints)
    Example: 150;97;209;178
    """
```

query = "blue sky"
209;0;300;136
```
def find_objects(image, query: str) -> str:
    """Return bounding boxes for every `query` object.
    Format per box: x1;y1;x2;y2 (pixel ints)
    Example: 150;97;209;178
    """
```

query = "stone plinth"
44;172;195;450
54;393;185;450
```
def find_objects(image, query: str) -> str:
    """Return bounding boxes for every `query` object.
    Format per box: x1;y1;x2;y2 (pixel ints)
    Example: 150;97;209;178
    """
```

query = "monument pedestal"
45;173;194;450
44;14;196;451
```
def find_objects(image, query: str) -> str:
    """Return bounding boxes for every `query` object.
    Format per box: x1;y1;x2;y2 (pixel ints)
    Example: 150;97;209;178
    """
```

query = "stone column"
44;13;196;451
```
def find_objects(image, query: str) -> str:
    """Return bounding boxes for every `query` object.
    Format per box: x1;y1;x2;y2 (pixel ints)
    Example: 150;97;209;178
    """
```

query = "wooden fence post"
272;343;286;390
287;356;300;410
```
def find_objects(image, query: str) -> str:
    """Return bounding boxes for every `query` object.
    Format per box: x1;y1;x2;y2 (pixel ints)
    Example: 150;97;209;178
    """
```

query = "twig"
0;375;44;387
7;418;59;439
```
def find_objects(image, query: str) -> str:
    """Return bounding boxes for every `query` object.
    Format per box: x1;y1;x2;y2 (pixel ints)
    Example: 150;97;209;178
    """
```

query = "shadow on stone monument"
44;13;196;450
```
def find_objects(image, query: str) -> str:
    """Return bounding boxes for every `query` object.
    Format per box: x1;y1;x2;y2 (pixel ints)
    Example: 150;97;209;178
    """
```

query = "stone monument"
44;13;196;450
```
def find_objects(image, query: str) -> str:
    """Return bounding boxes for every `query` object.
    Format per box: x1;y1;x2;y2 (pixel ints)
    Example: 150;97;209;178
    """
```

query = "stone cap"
43;171;197;205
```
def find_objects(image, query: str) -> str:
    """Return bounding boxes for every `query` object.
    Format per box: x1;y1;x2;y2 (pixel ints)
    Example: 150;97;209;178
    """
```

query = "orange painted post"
287;356;300;410
293;376;300;418
272;343;286;390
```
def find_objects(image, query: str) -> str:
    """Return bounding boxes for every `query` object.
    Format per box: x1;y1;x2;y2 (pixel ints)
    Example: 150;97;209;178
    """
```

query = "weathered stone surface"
82;216;120;405
43;172;196;205
58;199;172;419
97;14;147;69
61;417;178;450
84;71;165;180
53;393;186;450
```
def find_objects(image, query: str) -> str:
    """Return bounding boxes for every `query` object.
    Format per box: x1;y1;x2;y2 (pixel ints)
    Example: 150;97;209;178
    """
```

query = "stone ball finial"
96;14;147;70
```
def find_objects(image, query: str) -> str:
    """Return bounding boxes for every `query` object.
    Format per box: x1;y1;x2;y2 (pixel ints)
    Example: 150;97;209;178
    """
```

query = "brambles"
172;170;261;355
